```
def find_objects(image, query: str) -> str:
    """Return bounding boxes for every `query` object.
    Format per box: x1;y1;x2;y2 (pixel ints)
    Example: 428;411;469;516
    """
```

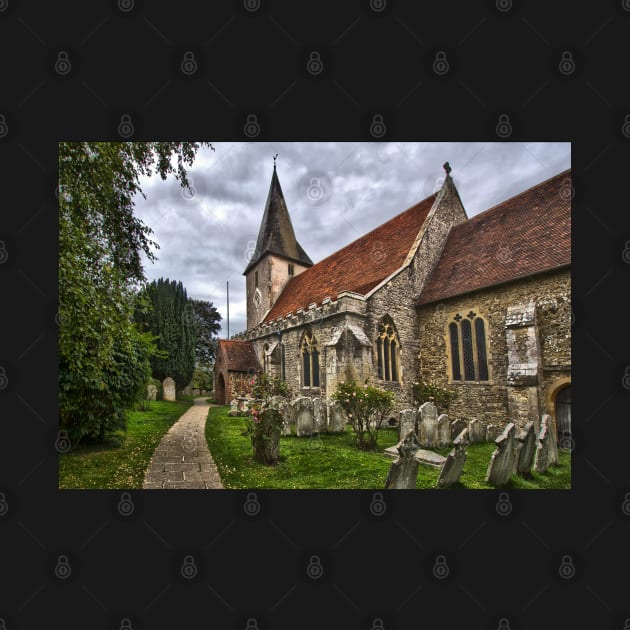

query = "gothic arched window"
301;331;320;388
376;318;400;382
447;310;490;382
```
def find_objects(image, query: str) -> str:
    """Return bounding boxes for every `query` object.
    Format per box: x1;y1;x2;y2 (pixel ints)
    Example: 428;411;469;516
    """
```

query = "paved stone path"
142;398;224;489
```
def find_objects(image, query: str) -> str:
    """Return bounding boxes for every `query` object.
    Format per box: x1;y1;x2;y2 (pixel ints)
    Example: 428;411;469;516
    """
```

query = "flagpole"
226;280;230;339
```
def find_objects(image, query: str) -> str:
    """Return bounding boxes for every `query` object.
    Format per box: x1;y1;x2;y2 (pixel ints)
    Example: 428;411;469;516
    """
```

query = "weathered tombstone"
533;423;550;473
436;414;450;448
436;428;470;488
295;397;314;437
181;384;193;396
201;389;208;397
384;430;421;489
515;421;537;476
485;424;501;443
327;401;345;433
485;422;517;487
468;419;484;444
542;414;560;465
162;377;176;402
192;388;200;397
146;384;157;401
312;397;326;433
418;402;438;447
398;409;416;442
451;418;467;441
228;399;239;417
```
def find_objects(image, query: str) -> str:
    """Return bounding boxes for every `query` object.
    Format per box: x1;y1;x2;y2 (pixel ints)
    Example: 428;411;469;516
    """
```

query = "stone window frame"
300;329;321;389
263;342;281;377
444;307;492;384
375;316;402;384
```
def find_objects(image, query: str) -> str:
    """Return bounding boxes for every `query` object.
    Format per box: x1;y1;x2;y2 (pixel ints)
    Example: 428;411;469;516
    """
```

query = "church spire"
243;164;313;274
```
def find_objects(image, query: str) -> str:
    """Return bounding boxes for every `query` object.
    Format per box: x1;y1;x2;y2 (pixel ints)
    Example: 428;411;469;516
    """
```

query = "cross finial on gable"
443;161;451;176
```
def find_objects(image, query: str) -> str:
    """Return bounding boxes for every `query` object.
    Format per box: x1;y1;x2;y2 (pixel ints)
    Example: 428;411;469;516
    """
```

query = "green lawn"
205;405;571;489
58;399;193;489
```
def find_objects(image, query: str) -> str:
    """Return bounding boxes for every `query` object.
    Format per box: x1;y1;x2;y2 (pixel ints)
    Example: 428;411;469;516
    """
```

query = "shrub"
412;378;456;415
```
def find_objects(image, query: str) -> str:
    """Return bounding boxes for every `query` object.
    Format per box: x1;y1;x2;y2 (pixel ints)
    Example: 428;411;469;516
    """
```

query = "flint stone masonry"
418;402;438;447
327;401;346;433
437;414;450;447
436;427;470;488
485;422;518;487
385;431;421;489
451;418;467;441
516;421;537;475
146;384;157;401
295;397;314;436
399;409;417;442
162;377;176;402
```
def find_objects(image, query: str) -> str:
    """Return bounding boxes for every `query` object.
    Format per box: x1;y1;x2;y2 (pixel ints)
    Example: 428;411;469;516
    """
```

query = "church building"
215;162;571;439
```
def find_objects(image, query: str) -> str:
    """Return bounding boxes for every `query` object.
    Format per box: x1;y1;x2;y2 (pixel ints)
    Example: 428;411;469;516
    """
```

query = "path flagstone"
143;398;224;489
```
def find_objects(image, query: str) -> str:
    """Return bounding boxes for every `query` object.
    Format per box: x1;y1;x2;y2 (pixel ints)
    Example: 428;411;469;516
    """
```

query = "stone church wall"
416;267;571;430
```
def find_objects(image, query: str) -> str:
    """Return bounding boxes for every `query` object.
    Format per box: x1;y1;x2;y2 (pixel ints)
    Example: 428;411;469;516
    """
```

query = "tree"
135;278;197;390
332;381;394;450
59;141;211;445
189;298;222;367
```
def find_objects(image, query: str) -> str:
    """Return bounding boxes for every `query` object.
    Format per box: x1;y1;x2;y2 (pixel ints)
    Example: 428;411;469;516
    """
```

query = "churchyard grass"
206;406;571;489
58;399;193;489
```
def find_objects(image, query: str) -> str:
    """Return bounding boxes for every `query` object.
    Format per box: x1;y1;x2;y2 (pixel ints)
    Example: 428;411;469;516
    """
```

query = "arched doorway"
216;372;226;405
555;385;571;446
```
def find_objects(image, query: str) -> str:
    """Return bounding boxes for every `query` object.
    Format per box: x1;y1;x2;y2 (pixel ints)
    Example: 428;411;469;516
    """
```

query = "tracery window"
447;310;489;382
376;318;400;382
301;331;320;388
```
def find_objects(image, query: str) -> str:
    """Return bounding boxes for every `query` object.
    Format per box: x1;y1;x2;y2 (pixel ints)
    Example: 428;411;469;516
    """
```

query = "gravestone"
146;384;157;401
295;397;314;437
182;384;193;396
515;421;537;476
485;422;517;487
418;402;438;447
485;424;501;443
399;409;416;442
313;397;326;433
533;422;550;473
384;430;421;489
468;419;484;443
162;377;176;402
327;401;345;433
192;388;201;397
270;396;291;435
541;414;560;465
436;428;470;488
201;389;208;397
451;418;467;441
228;399;239;417
436;414;450;448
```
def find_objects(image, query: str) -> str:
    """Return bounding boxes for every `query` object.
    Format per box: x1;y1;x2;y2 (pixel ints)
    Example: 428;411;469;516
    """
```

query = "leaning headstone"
542;414;560;465
485;424;501;443
533;423;550;473
327;401;345;433
468;419;484;444
451;418;467;441
312;397;326;433
485;422;517;487
436;414;450;448
399;409;416;442
228;399;239;417
384;430;421;489
146;384;157;401
418;402;438;447
436;428;470;488
515;421;537;476
295;397;314;437
162;377;176;402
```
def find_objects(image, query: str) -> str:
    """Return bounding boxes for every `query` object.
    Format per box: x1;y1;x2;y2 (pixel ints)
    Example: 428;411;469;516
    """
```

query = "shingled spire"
243;164;313;275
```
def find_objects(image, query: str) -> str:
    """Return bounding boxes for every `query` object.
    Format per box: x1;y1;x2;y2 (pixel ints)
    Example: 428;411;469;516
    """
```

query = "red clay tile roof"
264;194;437;322
218;339;261;372
417;169;571;306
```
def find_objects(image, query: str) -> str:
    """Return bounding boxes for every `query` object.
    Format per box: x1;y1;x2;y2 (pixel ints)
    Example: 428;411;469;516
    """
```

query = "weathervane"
273;153;278;167
443;161;452;176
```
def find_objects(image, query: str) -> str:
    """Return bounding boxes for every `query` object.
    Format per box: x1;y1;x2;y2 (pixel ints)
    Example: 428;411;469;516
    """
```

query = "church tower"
244;163;313;330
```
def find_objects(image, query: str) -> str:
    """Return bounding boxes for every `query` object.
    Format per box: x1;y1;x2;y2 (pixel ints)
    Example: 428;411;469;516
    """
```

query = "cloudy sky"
133;142;571;336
